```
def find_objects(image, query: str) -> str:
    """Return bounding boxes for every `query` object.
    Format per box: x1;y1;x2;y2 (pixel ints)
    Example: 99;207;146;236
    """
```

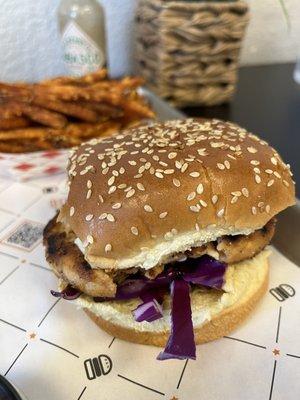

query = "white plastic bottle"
58;0;107;76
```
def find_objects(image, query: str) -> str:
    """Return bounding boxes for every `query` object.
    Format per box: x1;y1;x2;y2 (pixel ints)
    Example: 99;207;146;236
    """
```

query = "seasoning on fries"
0;69;155;153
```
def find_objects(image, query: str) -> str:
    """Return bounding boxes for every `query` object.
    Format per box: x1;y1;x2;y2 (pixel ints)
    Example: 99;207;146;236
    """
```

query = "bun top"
59;119;295;270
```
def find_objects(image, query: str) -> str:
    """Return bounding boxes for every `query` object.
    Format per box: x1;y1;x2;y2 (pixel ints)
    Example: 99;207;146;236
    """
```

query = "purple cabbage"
157;280;196;360
132;299;163;322
51;255;227;360
183;255;227;289
51;286;81;300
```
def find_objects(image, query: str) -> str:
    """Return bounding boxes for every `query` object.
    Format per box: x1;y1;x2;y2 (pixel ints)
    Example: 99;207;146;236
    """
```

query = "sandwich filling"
44;215;275;298
44;214;274;360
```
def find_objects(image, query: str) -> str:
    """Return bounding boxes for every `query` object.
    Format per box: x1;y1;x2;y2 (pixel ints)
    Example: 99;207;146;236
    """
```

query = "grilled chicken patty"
43;215;275;298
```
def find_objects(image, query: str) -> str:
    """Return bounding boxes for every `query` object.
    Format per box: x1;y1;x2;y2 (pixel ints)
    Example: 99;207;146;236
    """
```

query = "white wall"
0;0;299;82
241;0;300;66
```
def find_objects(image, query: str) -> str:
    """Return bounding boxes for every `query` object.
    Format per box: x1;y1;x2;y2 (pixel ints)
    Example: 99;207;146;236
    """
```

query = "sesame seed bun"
77;249;270;347
59;119;295;271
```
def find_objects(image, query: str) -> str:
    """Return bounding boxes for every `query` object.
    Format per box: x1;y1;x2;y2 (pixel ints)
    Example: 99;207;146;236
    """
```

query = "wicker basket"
135;0;249;107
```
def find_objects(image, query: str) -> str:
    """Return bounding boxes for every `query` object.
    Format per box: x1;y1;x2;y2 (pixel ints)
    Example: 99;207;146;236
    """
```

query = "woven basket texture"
135;0;249;106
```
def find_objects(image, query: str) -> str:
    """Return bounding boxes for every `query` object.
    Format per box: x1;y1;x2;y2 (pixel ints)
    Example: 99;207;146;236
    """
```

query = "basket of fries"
0;69;155;180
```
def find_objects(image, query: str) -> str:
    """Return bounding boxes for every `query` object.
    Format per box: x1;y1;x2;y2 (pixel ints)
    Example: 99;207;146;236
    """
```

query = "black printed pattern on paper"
84;355;113;380
269;284;296;302
5;221;44;250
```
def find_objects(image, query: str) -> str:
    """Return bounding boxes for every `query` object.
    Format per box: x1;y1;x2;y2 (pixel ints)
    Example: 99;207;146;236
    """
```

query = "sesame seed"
119;167;125;174
159;161;168;167
131;226;139;236
105;243;112;253
252;206;257;215
258;201;264;207
86;189;92;199
173;178;181;187
159;212;168;219
155;172;164;179
181;163;188;173
175;160;182;169
274;171;281;179
250;160;260;165
99;194;104;203
195;223;200;231
283;180;290;187
190;205;200;213
227;154;236;160
200;199;207;207
255;175;261;184
69;206;75;216
271;157;278;165
187;192;196;201
102;167;109;175
137;183;145;191
212;195;218;204
118;183;126;189
107;213;115;222
171;228;178;235
265;169;273;174
85;214;94;221
99;213;107;220
265;205;271;213
108;176;115;186
144;204;153;212
164;232;173;240
197;148;207;156
242;188;249;197
217;208;225;218
108;186;116;194
224;160;230;169
126;189;135;198
87;180;92;189
112;170;119;177
190;172;200;177
217;163;225;170
231;196;238;204
196;183;204;195
254;167;261;174
128;160;136;166
267;179;274;187
168;152;177;159
112;203;121;209
87;235;94;244
247;147;257;153
164;169;175;174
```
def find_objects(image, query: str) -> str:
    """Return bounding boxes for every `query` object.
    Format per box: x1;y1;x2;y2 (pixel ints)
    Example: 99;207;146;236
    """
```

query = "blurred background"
0;0;299;81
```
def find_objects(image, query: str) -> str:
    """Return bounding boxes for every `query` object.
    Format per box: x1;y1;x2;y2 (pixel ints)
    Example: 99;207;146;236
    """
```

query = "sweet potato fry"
0;69;155;153
16;103;68;128
0;101;25;118
33;96;100;123
41;69;108;86
0;117;31;130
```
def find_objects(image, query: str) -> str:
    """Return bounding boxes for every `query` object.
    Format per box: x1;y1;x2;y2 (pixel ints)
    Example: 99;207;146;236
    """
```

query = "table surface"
182;63;300;197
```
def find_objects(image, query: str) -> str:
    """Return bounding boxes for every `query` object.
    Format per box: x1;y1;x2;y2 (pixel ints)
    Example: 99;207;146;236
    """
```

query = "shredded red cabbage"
51;286;81;300
133;299;163;322
182;255;227;289
157;280;196;360
51;256;227;360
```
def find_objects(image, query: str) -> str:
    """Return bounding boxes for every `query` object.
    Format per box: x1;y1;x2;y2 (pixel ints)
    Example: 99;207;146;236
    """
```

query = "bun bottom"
84;253;269;347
